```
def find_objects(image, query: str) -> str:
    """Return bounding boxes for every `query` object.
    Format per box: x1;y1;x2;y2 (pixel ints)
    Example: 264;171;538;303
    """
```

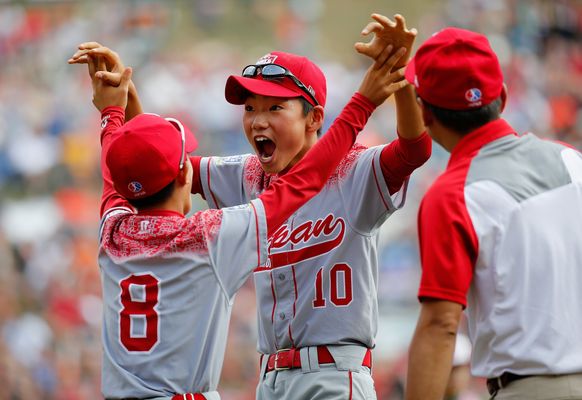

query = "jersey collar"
448;118;517;167
137;209;185;218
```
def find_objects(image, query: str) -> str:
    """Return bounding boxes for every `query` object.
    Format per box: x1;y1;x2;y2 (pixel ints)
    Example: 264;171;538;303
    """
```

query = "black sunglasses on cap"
242;64;319;106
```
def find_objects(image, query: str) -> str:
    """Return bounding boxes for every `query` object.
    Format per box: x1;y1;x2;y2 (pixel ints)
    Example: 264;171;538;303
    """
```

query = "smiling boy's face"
242;95;316;175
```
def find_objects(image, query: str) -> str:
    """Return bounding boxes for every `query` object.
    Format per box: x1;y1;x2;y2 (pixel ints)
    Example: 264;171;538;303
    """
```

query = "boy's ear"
176;158;192;186
307;105;325;134
500;84;508;113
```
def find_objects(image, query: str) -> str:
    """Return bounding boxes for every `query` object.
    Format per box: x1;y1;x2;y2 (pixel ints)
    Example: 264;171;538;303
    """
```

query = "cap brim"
225;75;302;104
404;57;416;86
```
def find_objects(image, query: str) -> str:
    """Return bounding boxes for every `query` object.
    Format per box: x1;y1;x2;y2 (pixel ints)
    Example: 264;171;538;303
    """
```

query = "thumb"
119;67;132;90
95;70;122;86
354;42;376;58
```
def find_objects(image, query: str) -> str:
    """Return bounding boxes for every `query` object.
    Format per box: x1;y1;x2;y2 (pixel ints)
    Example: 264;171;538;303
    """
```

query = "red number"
312;263;353;309
119;274;159;352
330;263;353;306
312;268;326;308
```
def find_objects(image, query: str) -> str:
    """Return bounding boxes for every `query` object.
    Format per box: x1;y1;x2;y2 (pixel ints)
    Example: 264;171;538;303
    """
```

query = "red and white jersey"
99;201;268;398
199;143;408;353
418;118;582;378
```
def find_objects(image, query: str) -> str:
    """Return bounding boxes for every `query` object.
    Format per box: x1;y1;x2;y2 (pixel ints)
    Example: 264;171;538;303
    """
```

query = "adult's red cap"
225;51;327;107
106;113;198;200
405;27;503;110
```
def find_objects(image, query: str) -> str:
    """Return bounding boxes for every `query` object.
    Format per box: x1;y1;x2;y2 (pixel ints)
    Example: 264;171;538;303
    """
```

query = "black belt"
486;372;533;395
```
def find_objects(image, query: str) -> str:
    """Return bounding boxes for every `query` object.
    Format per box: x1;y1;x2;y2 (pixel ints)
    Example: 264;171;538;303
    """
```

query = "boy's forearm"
394;84;424;139
125;82;143;122
100;106;128;217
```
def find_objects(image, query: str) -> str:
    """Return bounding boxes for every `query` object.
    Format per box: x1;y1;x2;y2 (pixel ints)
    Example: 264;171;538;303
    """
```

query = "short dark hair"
127;179;176;209
423;97;503;135
299;98;323;137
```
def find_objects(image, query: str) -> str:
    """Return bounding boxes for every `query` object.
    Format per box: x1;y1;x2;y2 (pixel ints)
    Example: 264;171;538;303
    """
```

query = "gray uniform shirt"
98;200;267;398
199;144;407;354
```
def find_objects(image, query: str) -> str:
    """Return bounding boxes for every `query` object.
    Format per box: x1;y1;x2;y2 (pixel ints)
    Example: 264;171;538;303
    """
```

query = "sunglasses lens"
242;65;257;77
261;64;286;76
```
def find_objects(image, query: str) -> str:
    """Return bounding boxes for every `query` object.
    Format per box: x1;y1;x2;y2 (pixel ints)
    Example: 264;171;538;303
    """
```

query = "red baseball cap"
405;27;503;110
225;51;327;107
106;113;198;200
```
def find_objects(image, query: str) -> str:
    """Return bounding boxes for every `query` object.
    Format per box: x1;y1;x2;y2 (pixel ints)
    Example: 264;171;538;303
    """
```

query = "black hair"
423;97;503;135
127;179;176;209
299;97;323;137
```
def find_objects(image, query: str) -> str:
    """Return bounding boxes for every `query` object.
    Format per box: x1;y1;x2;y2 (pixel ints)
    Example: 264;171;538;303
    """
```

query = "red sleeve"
260;92;376;236
417;176;478;307
380;131;432;194
100;106;131;218
189;155;205;198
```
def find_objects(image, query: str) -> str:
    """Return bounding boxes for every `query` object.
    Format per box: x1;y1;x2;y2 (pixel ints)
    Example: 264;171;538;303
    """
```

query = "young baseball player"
404;27;582;400
70;14;430;400
83;34;410;400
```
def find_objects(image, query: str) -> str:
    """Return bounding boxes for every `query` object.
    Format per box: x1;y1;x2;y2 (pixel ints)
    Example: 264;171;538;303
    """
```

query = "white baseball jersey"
98;201;268;398
199;143;407;353
417;118;582;378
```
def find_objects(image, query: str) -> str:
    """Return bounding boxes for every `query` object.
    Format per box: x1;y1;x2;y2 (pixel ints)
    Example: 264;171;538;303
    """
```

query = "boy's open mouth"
255;136;276;162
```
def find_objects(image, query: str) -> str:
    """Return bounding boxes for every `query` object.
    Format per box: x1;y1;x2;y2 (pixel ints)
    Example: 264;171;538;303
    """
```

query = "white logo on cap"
256;54;278;65
128;181;143;193
465;88;482;104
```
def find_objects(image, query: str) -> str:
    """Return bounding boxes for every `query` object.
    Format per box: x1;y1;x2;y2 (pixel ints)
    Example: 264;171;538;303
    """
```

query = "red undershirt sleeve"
259;92;376;236
99;106;131;218
380;131;432;194
189;156;204;198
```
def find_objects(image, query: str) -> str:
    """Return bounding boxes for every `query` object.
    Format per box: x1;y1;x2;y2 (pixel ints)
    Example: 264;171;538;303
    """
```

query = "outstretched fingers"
68;42;103;63
371;13;396;30
372;45;394;70
384;47;407;72
387;73;409;95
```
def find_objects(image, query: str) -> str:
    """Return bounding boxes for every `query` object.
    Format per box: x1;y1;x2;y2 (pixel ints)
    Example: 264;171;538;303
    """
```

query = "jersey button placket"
273;266;293;346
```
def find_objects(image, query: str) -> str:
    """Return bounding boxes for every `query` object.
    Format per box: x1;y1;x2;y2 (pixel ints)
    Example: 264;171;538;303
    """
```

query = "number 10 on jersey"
312;263;353;308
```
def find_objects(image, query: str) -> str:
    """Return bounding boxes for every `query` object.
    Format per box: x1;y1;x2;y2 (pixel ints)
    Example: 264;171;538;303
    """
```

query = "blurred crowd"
0;0;580;399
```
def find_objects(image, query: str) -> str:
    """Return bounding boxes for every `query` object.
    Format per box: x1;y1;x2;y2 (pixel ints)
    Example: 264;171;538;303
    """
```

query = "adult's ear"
417;97;433;127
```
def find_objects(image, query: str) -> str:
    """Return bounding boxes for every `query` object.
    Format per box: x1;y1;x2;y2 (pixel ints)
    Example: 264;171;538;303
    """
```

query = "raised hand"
357;43;409;106
69;42;143;120
93;67;132;112
68;42;125;86
354;13;417;69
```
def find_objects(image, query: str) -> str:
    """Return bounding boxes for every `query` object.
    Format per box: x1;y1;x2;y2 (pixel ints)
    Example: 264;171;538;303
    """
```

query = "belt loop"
259;353;269;379
300;347;311;373
308;346;320;372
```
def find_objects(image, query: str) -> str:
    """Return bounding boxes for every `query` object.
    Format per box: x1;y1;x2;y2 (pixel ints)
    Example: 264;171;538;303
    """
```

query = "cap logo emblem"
128;181;143;193
256;54;278;65
465;88;482;103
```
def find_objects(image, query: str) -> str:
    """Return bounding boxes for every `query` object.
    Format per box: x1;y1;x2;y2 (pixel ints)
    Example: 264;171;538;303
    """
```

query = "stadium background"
0;0;580;398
